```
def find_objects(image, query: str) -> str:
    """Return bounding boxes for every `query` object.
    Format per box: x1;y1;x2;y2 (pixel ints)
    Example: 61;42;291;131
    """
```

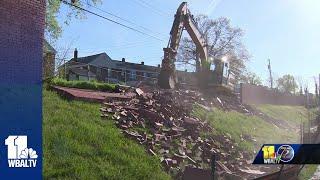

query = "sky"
55;0;320;88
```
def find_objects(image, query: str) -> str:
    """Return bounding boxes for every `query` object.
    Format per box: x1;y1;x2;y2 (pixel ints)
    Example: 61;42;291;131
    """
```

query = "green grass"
255;104;309;125
51;78;116;92
299;165;318;180
193;106;299;155
43;90;170;180
193;104;318;178
255;105;319;179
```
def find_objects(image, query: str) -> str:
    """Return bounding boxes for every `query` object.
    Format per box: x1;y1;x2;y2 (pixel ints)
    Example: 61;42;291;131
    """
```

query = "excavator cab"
211;58;230;85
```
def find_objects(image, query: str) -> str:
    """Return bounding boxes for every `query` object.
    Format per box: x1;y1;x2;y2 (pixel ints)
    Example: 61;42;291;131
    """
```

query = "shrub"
50;78;116;92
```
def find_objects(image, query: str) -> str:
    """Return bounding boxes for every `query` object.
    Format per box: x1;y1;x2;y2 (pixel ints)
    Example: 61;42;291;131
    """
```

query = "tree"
276;74;298;94
176;15;249;78
46;0;101;40
241;71;262;85
295;76;304;95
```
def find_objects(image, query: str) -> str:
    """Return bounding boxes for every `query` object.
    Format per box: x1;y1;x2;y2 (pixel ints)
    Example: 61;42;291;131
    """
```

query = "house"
43;40;56;80
59;49;161;85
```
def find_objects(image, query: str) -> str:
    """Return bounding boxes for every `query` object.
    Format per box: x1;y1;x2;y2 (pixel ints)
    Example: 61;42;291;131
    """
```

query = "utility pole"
268;59;273;89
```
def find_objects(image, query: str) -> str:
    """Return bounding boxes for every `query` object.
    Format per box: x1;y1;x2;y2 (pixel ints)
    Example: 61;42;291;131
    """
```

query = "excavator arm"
158;2;209;89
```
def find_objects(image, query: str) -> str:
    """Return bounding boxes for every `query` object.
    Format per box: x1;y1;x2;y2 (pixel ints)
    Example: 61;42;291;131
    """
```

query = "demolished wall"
240;83;305;105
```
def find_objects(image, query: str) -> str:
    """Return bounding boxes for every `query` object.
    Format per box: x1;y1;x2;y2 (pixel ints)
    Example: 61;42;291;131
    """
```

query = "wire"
57;40;159;51
60;0;165;42
58;41;161;53
82;0;169;39
133;0;171;18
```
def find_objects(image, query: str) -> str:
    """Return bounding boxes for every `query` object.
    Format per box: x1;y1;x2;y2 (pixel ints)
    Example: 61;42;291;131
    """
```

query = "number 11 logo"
5;136;27;159
4;135;38;168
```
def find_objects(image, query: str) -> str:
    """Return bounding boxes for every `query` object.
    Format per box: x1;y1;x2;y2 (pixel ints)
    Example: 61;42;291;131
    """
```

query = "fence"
104;68;158;86
240;83;305;106
301;111;318;143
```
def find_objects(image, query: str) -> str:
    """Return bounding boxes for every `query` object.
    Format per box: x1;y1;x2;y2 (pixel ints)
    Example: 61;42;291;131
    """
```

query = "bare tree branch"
177;15;249;81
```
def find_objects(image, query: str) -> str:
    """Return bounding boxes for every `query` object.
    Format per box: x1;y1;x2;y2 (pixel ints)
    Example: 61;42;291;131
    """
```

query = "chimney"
122;58;125;62
141;61;144;65
74;48;78;61
158;64;160;68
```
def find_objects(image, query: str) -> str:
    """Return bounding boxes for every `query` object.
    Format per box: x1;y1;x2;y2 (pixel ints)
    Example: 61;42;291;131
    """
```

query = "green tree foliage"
276;74;298;94
46;0;101;40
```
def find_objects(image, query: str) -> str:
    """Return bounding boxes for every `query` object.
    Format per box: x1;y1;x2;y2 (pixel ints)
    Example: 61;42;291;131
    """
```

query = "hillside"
253;104;317;180
43;90;170;180
44;85;317;179
193;102;315;179
193;106;300;154
255;104;309;127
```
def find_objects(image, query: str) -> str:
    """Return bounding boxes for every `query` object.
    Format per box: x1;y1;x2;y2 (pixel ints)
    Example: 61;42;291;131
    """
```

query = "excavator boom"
158;2;208;89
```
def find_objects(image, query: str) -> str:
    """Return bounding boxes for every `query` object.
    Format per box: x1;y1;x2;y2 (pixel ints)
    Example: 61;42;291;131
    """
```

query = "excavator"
158;2;228;89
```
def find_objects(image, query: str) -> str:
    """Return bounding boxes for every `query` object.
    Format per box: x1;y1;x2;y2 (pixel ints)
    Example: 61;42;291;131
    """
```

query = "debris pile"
100;87;265;179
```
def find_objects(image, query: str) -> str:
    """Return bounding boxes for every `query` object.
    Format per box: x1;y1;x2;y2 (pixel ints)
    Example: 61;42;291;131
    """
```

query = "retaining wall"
240;83;305;105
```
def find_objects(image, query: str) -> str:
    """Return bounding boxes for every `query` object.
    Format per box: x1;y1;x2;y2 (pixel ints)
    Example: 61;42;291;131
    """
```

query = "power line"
82;0;168;39
58;41;161;53
133;0;171;18
58;40;160;51
60;0;164;42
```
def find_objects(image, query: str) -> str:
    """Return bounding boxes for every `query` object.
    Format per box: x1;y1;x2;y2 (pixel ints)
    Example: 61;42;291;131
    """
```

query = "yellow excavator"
158;2;228;89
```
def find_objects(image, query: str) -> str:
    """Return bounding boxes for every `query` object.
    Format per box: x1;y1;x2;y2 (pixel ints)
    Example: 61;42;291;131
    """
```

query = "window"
131;71;137;80
97;68;101;75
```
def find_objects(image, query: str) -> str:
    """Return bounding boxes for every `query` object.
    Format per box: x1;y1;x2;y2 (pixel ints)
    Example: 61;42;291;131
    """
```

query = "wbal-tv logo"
4;136;38;168
262;145;294;164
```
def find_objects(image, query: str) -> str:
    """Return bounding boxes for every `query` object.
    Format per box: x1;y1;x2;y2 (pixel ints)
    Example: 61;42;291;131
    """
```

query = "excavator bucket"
158;49;177;89
158;70;176;89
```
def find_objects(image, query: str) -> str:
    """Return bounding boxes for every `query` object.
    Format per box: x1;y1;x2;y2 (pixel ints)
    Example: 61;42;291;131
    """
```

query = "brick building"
60;49;160;85
0;0;45;83
0;0;45;178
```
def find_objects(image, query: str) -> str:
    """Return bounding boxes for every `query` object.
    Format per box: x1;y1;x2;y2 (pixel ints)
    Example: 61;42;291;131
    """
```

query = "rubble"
239;168;265;175
100;86;267;179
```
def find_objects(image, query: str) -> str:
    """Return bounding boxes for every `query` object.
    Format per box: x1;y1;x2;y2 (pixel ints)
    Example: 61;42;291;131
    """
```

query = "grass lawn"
255;104;309;126
193;106;299;156
43;90;170;180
